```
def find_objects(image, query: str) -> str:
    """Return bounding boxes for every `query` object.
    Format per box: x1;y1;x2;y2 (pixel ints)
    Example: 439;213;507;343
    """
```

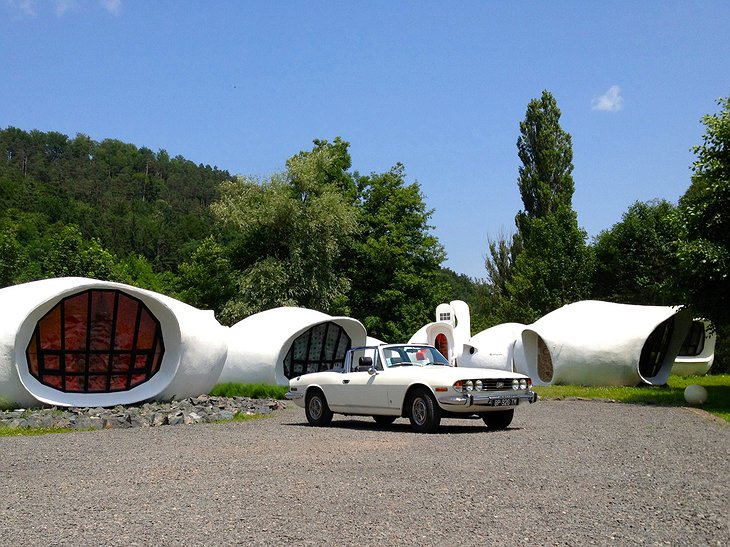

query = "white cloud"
99;0;120;15
7;0;121;17
7;0;37;17
55;0;78;17
592;85;624;112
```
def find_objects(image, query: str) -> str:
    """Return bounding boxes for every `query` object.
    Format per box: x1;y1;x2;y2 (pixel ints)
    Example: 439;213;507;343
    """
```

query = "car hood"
386;365;528;382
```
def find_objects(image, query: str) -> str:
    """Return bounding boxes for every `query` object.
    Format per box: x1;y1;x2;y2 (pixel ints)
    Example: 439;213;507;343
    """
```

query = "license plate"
488;397;518;407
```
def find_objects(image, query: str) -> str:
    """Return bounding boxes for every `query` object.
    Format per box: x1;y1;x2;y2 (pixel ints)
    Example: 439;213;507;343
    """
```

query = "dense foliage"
0;127;228;289
0;129;451;342
592;199;680;305
675;96;730;327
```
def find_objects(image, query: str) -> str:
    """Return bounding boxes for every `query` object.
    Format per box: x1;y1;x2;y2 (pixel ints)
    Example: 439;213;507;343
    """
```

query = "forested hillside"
0;128;455;341
0;127;227;274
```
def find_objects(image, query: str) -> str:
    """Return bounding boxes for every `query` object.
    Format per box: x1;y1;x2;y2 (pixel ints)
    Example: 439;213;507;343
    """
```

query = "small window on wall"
679;321;706;357
283;322;351;379
25;289;164;393
439;313;451;322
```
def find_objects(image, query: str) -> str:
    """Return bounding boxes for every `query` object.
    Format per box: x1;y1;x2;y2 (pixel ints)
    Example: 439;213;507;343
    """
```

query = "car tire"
407;387;441;433
373;415;397;426
305;389;333;426
481;409;514;430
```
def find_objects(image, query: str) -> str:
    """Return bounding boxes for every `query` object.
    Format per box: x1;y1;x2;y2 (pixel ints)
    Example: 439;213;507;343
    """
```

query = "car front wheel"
305;389;333;426
481;409;514;429
407;387;441;433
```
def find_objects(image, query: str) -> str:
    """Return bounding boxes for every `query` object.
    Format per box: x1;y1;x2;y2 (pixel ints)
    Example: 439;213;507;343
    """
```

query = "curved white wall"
513;301;692;386
672;320;716;376
460;322;525;372
219;307;367;386
0;278;228;408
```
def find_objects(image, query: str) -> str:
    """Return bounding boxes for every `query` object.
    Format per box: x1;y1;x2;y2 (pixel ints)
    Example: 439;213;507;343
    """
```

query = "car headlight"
520;379;527;390
464;380;474;391
512;379;519;390
474;379;483;391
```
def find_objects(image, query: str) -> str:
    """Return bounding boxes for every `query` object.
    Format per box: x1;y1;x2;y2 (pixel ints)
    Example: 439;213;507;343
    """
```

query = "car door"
327;348;390;413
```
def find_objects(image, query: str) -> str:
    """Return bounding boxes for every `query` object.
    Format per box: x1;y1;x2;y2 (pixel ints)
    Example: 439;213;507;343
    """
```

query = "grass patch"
209;383;288;400
230;411;272;423
0;426;80;437
534;374;730;424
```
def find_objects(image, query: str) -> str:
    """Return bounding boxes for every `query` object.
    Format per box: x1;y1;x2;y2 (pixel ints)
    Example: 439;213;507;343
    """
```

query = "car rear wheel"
305;389;333;426
373;415;397;425
481;409;514;429
407;387;441;433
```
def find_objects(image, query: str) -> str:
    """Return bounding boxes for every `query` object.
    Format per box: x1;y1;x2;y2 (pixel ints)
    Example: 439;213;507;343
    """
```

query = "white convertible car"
286;343;537;433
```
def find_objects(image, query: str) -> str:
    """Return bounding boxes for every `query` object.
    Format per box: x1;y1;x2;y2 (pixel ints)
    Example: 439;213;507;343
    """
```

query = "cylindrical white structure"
409;300;471;366
219;307;367;386
408;323;456;364
460;323;526;372
672;320;716;376
513;301;692;386
0;278;228;408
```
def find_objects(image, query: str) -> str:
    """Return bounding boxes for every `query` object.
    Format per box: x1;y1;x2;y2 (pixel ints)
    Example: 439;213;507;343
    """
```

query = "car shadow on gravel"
282;417;525;434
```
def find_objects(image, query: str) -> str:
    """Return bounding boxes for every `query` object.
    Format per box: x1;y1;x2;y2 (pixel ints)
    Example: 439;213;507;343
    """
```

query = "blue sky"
2;1;729;279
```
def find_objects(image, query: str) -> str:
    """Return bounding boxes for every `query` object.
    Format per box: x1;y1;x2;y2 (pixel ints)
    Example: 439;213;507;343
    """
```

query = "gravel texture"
0;400;727;546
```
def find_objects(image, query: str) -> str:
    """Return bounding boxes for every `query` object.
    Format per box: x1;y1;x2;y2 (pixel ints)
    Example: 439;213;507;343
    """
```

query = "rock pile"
0;395;287;430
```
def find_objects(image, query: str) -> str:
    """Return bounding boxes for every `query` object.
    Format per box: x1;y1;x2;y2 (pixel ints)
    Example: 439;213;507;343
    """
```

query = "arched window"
25;289;164;393
678;321;706;357
283;322;351;379
536;336;554;383
639;317;675;379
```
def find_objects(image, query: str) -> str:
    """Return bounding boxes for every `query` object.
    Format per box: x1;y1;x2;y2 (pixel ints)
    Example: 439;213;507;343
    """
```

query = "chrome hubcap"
412;397;427;425
309;397;322;419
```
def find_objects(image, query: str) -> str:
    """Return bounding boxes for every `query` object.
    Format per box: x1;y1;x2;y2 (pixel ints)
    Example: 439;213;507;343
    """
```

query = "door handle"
342;379;350;384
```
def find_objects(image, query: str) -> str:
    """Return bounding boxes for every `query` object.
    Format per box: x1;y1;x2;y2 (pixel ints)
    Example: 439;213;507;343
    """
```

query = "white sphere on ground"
684;384;708;405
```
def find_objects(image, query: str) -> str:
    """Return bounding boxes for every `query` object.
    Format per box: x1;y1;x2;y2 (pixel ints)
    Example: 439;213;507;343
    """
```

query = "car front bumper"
438;390;538;408
285;390;304;401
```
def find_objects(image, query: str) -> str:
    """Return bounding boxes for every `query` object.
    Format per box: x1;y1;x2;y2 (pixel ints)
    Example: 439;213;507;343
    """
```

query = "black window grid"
283;322;351;379
26;289;165;393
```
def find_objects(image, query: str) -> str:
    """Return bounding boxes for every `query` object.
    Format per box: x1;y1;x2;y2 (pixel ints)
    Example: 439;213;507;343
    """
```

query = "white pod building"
0;277;228;408
460;322;526;372
672;320;716;376
219;307;367;386
513;300;693;386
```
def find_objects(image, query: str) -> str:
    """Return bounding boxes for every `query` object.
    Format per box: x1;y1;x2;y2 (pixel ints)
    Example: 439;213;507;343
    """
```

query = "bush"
209;383;288;400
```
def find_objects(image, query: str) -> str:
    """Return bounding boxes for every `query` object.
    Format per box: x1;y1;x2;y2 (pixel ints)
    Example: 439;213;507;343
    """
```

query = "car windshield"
382;345;450;368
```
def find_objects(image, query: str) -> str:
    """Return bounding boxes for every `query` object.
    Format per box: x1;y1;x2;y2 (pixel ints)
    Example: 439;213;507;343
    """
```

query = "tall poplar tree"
506;91;592;321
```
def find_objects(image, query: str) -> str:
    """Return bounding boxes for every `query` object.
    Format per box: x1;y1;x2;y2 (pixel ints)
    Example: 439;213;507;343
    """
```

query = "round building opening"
25;289;165;393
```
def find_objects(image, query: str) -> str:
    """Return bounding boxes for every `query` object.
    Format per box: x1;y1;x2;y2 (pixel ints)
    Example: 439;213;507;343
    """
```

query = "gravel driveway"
1;400;727;546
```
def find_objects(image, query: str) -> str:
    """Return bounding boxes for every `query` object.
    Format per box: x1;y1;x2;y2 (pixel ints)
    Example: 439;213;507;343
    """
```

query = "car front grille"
474;379;515;391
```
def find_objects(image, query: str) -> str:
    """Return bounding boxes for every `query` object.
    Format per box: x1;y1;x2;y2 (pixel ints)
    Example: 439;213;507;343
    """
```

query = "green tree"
675;96;730;327
592;199;679;305
505;91;593;322
40;224;120;281
211;141;358;324
483;228;523;324
347;164;447;341
0;230;24;287
176;237;236;313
